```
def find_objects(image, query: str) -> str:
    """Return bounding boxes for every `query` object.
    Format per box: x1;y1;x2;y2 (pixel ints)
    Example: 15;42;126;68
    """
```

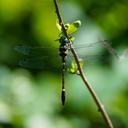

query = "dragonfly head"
59;36;69;46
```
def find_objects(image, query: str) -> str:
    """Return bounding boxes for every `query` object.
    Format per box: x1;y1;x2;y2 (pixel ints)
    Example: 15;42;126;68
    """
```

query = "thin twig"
53;0;114;128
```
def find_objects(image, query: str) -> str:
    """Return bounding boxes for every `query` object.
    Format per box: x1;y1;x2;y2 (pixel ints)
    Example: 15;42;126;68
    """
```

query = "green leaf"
56;20;61;32
66;20;81;34
56;20;81;35
69;36;75;41
64;23;70;30
68;58;84;74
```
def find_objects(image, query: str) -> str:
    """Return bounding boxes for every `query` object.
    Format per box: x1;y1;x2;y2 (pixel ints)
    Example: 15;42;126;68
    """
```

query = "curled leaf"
56;20;81;34
56;20;61;31
69;36;75;41
66;20;81;34
64;23;70;30
68;58;84;75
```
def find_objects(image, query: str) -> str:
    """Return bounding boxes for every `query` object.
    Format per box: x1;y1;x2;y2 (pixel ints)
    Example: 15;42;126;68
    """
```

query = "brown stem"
53;0;114;128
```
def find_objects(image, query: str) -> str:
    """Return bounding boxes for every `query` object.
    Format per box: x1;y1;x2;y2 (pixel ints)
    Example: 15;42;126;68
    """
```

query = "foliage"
0;0;128;128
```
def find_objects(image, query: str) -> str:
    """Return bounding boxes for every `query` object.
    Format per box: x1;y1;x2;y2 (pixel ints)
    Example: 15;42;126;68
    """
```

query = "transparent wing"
15;45;60;69
17;55;61;69
14;45;58;56
66;40;119;67
73;40;119;59
15;40;118;58
66;52;109;68
18;56;48;69
15;40;119;69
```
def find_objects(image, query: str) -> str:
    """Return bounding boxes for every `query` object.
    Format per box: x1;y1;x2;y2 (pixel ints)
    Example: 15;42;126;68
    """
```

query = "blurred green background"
0;0;128;128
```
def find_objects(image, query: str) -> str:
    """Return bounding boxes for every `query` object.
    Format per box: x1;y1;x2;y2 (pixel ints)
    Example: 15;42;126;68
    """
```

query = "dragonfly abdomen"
61;88;66;106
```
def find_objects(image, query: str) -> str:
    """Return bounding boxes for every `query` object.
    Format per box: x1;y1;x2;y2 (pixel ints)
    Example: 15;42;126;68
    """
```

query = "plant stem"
53;0;114;128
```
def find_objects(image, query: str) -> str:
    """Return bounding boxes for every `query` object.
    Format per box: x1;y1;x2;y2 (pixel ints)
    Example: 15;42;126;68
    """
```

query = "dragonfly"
15;36;119;105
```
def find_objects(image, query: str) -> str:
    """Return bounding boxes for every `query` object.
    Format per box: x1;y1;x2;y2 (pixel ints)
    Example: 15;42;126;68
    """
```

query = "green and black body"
59;36;70;105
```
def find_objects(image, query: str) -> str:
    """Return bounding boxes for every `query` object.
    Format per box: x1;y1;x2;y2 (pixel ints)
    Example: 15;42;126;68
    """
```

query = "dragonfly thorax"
59;36;69;60
59;36;69;46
